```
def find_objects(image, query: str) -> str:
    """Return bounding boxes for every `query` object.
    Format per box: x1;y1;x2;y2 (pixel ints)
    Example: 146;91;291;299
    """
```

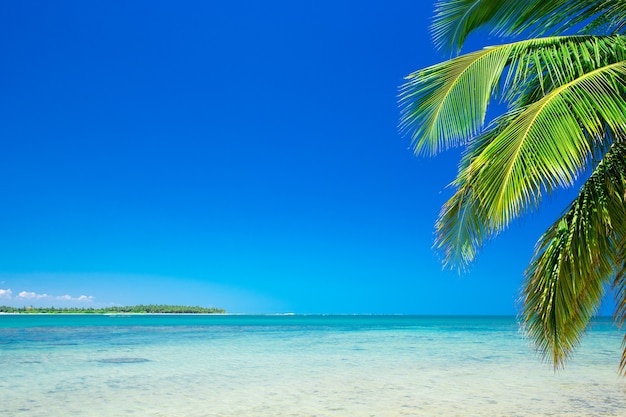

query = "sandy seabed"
2;315;624;416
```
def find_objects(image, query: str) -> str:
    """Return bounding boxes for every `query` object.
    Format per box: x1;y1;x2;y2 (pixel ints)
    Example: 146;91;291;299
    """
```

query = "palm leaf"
611;176;626;374
434;113;516;269
432;0;620;52
399;45;508;155
469;61;626;230
409;0;626;377
435;172;487;271
399;35;626;157
582;1;626;34
429;50;626;268
615;259;626;373
523;140;626;371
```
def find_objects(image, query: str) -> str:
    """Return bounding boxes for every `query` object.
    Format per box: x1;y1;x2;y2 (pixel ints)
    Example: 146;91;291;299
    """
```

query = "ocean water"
1;315;624;417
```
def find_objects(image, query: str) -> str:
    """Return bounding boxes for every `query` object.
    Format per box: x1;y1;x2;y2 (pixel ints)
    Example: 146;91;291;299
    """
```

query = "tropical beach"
2;315;625;417
3;0;626;415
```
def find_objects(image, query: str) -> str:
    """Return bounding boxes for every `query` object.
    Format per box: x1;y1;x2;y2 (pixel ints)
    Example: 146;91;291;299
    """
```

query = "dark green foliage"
0;304;225;314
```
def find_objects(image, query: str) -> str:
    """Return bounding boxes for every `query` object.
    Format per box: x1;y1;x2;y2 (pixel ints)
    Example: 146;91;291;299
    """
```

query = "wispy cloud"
0;288;94;305
18;291;49;299
57;294;94;302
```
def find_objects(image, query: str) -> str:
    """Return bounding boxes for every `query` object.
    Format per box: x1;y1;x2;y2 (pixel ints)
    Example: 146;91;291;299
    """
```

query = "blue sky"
0;1;606;314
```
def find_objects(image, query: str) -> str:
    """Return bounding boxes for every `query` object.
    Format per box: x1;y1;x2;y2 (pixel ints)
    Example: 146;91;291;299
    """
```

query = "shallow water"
1;315;624;416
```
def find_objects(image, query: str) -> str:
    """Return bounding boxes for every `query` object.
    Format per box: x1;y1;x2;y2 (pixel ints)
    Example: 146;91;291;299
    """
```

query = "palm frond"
570;1;626;35
504;36;626;107
431;0;499;53
435;172;487;271
615;260;626;373
399;45;508;155
432;0;618;52
611;189;626;374
399;35;626;157
412;0;626;377
434;113;516;269
470;61;626;230
523;141;626;372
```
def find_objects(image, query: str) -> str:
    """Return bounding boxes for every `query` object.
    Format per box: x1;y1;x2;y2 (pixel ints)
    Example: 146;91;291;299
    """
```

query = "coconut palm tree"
399;0;626;374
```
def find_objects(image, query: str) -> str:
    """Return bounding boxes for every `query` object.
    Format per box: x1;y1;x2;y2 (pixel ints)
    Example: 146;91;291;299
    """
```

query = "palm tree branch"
399;35;626;157
470;60;626;230
523;140;626;372
434;115;515;269
432;0;619;53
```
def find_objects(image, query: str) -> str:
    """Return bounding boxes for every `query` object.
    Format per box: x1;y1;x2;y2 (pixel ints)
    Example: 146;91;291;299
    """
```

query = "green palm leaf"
470;61;626;227
399;35;626;157
404;1;626;375
435;174;485;270
399;45;508;155
523;141;626;371
432;0;622;52
582;1;626;34
435;61;626;268
434;120;509;269
614;262;626;373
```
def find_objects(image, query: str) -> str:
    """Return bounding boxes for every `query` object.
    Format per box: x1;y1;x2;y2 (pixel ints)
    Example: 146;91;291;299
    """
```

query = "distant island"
0;304;225;314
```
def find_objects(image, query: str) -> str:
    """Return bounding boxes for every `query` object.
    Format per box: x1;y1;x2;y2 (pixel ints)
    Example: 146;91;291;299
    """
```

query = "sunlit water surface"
1;315;624;416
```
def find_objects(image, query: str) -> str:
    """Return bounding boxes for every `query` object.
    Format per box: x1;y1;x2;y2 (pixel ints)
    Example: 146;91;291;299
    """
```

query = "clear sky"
0;1;609;314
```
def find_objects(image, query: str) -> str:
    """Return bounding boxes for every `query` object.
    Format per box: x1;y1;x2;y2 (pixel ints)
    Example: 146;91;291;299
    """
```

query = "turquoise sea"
1;315;625;417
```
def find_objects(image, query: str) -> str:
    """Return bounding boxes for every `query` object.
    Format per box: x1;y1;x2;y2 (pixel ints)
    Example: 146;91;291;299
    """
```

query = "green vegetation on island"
0;304;225;314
